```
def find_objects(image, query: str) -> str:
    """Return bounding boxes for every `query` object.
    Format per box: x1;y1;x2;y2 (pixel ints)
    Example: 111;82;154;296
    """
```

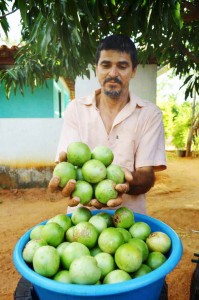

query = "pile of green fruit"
53;142;125;204
22;207;172;285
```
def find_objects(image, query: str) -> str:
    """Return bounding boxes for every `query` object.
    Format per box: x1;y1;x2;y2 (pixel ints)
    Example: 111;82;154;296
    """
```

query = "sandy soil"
0;153;199;300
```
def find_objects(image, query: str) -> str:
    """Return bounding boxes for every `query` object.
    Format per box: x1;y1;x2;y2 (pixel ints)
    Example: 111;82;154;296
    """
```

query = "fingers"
67;196;80;207
124;170;133;182
115;182;129;193
48;176;60;192
107;196;123;207
89;199;104;209
59;151;67;162
62;179;76;197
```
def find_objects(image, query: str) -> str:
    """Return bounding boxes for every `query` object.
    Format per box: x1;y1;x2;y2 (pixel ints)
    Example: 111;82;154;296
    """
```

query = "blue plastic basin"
13;210;183;300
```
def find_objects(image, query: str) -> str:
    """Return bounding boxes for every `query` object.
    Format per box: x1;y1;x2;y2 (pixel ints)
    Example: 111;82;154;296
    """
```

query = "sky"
0;4;22;45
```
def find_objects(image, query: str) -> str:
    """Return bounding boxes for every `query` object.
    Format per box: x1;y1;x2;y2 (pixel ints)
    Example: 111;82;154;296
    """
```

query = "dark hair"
95;34;138;69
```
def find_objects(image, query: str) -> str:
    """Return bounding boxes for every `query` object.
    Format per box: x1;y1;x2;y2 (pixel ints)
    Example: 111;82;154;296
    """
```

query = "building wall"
0;79;54;118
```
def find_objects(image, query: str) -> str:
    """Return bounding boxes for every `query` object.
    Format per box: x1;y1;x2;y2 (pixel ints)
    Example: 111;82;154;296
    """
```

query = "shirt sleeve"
55;101;81;162
135;110;167;171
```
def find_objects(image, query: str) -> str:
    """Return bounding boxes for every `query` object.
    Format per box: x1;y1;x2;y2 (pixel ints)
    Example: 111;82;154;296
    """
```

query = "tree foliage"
0;0;199;98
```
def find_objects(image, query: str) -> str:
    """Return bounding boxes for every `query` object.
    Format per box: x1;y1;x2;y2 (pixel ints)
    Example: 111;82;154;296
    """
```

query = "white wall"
0;119;63;166
75;65;157;103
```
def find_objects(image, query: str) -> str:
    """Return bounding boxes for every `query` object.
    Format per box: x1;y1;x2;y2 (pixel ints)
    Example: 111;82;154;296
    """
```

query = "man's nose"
109;66;119;77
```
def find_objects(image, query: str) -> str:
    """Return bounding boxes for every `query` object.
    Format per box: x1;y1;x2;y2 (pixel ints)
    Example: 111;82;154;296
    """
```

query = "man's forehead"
98;50;131;62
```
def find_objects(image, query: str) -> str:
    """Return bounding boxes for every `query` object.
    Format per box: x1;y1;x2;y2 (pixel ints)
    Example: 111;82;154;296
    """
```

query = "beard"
103;76;122;99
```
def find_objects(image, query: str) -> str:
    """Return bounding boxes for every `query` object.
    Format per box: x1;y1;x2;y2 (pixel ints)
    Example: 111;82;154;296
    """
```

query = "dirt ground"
0;153;199;300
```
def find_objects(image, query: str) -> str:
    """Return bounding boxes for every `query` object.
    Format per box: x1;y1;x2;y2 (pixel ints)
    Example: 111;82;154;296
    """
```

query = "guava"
30;225;44;240
91;146;114;166
40;222;64;247
73;221;98;249
90;245;102;256
61;242;90;269
69;255;101;285
33;245;60;277
56;242;70;257
89;215;107;233
116;228;132;242
98;227;124;254
128;238;149;262
133;264;152;278
53;162;76;188
146;231;171;254
146;251;167;270
71;207;92;225
76;168;84;180
103;269;131;284
22;239;47;263
115;243;142;273
106;164;125;184
95;252;115;278
82;159;107;184
67;142;91;167
95;179;118;204
53;270;72;283
47;214;72;232
113;207;134;229
97;212;114;227
129;221;151;240
72;180;93;204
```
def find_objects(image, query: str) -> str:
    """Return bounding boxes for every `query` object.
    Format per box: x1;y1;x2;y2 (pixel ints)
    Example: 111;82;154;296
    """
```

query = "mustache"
104;77;122;84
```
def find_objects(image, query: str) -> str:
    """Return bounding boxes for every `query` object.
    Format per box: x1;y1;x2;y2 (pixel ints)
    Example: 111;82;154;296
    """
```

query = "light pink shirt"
56;89;167;214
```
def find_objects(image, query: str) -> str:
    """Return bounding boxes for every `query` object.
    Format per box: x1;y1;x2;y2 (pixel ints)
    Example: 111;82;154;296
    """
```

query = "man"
49;34;167;213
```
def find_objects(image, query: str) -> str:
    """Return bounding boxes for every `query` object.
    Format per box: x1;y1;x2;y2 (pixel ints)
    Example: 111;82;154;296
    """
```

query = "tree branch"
0;8;18;19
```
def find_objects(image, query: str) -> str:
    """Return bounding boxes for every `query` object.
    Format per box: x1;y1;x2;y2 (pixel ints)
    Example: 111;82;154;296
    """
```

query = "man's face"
96;50;136;99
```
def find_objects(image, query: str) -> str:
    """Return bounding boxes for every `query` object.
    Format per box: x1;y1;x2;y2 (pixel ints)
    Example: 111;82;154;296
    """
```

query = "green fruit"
30;225;44;240
133;264;152;278
61;242;90;269
71;207;92;225
116;228;132;243
65;226;75;242
22;239;47;263
90;245;102;256
106;164;125;184
33;245;60;277
82;159;107;184
72;180;93;204
53;270;72;283
95;252;115;278
129;221;151;240
76;168;84;180
115;243;142;273
97;212;114;227
95;179;118;204
89;215;107;233
47;214;72;232
103;269;131;284
98;227;124;254
69;255;101;285
67;142;91;167
56;242;70;257
128;238;149;262
73;222;98;249
146;231;171;254
53;162;76;188
146;251;167;270
40;223;64;247
91;146;114;166
113;207;134;229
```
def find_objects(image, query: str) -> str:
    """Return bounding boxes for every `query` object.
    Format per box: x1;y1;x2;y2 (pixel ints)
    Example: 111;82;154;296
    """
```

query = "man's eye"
101;64;110;68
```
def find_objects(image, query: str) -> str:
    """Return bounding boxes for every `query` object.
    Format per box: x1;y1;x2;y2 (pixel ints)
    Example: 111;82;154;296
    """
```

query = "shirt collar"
79;88;146;109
